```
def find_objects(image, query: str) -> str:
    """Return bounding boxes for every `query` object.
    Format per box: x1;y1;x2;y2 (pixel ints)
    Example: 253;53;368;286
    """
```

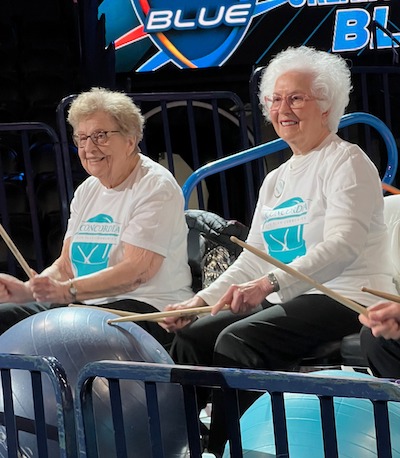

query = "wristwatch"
267;272;280;292
68;279;78;301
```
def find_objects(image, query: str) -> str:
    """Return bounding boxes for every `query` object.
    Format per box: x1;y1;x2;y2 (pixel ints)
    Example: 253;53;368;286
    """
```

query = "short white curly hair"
258;46;352;133
67;87;144;143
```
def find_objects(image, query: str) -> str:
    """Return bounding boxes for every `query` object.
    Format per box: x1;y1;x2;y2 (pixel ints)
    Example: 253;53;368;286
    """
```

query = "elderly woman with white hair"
161;46;396;455
0;87;193;348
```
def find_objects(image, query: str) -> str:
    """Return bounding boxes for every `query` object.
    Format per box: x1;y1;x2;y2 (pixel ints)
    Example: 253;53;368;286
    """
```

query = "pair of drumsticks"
1;220;397;324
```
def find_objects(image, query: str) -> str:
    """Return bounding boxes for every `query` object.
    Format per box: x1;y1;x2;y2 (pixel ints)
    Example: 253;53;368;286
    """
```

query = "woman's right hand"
158;296;207;333
0;274;33;304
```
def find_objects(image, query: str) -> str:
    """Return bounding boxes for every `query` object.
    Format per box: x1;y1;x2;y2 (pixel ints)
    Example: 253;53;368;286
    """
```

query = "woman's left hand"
211;276;273;315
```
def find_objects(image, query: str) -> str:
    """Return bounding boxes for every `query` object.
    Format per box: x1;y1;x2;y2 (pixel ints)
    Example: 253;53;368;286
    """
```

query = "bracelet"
267;272;280;293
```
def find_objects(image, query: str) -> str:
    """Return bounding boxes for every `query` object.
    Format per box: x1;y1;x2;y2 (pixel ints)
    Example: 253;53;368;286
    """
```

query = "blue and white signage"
99;0;399;72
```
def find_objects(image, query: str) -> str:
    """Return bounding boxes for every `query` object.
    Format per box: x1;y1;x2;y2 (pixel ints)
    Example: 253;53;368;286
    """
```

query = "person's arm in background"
359;302;400;340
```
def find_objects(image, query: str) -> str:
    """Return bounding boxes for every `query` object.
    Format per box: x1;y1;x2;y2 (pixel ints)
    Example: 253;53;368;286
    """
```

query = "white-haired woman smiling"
160;46;396;456
0;87;193;349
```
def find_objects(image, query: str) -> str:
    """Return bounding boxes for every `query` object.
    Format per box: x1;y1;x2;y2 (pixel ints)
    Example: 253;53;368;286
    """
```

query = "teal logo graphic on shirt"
262;198;307;264
71;214;121;276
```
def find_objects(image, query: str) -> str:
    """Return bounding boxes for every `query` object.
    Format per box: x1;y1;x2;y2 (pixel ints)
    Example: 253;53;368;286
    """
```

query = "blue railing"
0;354;77;457
76;360;400;458
0;348;399;456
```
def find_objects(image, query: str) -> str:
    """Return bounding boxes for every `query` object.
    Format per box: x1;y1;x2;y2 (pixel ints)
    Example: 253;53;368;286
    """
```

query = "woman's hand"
158;296;207;333
211;276;272;316
0;274;33;304
359;301;400;340
30;276;71;304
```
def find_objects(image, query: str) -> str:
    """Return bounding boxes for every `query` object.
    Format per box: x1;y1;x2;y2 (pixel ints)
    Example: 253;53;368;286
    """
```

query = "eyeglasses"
72;130;121;148
264;94;317;111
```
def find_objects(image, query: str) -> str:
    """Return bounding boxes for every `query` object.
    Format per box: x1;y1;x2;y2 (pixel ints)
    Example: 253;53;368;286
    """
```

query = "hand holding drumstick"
360;286;400;339
0;224;69;305
230;236;368;316
0;223;39;304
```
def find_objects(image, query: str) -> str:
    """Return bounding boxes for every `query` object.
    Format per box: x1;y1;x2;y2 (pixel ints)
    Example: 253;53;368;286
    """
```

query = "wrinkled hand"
211;276;272;316
359;301;400;340
30;276;69;304
158;296;207;333
0;273;32;304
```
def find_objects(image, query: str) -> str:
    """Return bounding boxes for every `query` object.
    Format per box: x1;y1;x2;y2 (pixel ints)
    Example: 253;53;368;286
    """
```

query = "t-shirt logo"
262;198;308;264
71;214;121;276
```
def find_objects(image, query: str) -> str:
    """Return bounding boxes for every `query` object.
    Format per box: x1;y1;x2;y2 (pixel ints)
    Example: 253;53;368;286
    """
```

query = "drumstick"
68;303;139;317
361;286;400;304
230;236;368;316
382;182;400;195
107;304;231;324
0;223;33;279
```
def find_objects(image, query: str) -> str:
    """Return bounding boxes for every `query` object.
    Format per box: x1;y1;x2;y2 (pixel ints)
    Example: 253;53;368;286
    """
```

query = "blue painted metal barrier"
76;360;400;458
0;354;77;457
182;112;399;212
0;355;398;457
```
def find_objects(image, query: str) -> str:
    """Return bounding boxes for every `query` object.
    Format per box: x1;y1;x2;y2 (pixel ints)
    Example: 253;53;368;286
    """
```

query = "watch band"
267;272;280;292
68;279;78;300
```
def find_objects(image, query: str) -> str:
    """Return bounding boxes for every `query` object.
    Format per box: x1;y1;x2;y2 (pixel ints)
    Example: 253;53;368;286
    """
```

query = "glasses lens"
94;132;108;145
290;95;305;109
73;135;84;147
266;96;281;111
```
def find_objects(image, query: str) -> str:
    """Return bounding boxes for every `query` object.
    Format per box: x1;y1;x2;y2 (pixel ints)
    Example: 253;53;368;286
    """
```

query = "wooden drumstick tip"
361;286;400;304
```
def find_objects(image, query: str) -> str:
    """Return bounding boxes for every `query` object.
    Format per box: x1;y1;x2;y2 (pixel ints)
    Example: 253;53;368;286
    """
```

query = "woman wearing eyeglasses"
160;46;396;456
0;87;193;348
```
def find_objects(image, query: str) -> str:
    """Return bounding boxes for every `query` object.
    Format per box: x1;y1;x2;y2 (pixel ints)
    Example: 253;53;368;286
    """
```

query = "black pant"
360;326;400;378
170;294;361;455
0;299;174;350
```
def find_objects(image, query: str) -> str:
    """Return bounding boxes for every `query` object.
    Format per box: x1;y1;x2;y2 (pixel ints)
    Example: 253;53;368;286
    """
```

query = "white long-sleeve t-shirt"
198;133;396;307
